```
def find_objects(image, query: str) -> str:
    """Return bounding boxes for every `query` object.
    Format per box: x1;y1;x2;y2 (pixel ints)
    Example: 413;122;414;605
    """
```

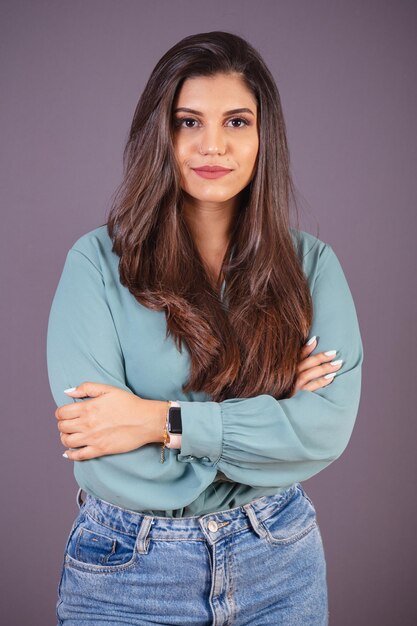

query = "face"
172;73;259;210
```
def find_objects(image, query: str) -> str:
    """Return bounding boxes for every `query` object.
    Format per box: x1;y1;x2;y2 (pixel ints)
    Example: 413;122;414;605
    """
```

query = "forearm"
175;244;363;486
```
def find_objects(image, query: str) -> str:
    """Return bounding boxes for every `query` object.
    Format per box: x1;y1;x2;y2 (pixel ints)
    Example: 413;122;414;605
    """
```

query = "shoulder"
289;226;332;263
289;226;328;256
66;224;117;273
289;227;339;289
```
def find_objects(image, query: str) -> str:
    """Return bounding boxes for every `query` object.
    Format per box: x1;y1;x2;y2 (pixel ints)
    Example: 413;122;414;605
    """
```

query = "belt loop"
136;516;154;554
242;502;268;540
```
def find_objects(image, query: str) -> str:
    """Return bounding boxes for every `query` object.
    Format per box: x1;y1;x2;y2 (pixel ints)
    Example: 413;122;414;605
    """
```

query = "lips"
192;166;233;172
191;165;233;180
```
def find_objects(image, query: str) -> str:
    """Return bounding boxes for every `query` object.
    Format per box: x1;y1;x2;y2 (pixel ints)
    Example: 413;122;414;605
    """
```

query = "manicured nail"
330;359;343;366
324;350;337;356
306;336;317;346
62;452;69;458
64;387;77;393
324;373;336;379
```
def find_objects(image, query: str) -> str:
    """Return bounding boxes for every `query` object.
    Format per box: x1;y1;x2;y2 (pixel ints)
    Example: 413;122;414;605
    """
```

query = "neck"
183;198;238;290
182;193;240;249
181;194;239;287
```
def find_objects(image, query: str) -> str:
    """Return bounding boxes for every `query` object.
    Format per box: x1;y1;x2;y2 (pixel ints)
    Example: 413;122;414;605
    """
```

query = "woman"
47;31;363;626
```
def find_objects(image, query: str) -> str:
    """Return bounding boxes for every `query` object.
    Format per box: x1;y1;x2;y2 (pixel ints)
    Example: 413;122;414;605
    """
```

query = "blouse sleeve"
46;248;134;411
176;244;364;488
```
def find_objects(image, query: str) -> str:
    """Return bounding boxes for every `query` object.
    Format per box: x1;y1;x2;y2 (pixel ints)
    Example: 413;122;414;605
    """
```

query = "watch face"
168;407;182;434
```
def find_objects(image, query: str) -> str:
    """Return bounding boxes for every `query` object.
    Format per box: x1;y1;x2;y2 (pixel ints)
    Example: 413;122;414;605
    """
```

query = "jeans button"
207;519;219;533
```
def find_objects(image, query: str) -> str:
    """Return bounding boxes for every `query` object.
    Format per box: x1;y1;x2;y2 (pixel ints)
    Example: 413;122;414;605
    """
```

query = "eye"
226;117;250;128
173;117;199;129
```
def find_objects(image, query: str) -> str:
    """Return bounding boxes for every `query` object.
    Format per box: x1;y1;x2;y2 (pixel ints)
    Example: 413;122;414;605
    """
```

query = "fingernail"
324;373;336;379
306;336;317;346
62;452;69;458
330;359;343;366
324;350;337;356
64;387;77;393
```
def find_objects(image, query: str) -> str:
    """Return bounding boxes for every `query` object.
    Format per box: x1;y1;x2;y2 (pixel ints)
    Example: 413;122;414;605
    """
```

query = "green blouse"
46;225;363;517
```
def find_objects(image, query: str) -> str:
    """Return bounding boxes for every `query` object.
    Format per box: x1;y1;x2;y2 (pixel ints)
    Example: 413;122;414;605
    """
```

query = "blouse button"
207;519;219;533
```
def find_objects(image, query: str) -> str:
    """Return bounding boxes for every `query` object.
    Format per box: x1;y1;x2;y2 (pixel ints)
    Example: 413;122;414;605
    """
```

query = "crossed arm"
47;244;363;485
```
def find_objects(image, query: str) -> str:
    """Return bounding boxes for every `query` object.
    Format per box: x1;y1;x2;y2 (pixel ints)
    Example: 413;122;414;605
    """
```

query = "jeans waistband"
75;483;300;549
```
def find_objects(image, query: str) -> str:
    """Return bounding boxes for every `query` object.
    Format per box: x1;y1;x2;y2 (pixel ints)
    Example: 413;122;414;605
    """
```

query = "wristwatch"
165;401;182;449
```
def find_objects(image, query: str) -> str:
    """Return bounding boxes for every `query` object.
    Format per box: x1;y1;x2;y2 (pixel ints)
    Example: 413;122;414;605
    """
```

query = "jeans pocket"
260;485;317;545
64;511;139;573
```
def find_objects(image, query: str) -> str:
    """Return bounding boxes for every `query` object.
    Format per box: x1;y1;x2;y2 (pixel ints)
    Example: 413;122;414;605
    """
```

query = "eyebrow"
173;107;255;117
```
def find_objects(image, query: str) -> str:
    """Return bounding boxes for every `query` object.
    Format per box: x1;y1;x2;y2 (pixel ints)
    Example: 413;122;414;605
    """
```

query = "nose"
198;125;226;155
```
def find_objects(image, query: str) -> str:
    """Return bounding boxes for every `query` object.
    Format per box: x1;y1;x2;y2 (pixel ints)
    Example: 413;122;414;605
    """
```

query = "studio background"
1;1;415;624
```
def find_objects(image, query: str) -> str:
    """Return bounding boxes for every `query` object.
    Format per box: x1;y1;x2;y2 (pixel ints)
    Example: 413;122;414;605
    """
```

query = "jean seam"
84;510;139;538
147;536;206;542
225;532;237;625
263;519;318;546
301;491;315;508
256;489;299;526
202;540;213;578
64;551;139;574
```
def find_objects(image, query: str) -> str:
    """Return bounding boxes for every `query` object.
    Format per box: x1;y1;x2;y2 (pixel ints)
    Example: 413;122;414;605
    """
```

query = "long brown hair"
107;31;316;401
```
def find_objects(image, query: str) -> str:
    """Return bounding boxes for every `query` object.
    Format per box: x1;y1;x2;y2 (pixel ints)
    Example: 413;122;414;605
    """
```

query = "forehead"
174;73;257;111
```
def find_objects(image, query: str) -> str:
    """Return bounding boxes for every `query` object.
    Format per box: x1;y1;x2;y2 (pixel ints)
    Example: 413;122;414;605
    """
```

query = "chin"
198;195;238;204
186;187;243;202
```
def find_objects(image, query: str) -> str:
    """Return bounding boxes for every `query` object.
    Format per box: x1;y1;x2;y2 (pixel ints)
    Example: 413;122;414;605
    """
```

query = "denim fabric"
56;483;328;625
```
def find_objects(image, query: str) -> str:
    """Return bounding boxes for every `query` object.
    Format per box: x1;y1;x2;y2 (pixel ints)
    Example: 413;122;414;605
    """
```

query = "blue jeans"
56;482;328;625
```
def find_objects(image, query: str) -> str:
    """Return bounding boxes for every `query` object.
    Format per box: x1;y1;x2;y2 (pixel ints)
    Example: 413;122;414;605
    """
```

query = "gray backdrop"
1;1;415;624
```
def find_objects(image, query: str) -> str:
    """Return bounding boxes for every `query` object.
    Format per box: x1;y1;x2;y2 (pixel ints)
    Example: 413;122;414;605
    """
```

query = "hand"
55;382;168;461
290;337;343;397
